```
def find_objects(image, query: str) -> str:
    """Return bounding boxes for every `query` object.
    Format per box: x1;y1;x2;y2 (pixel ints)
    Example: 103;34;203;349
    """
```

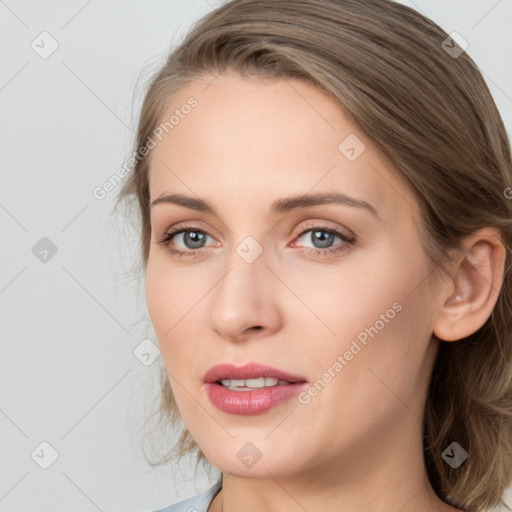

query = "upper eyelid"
162;220;346;234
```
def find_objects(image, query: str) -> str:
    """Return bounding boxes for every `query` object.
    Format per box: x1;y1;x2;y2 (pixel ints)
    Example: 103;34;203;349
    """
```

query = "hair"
115;0;512;510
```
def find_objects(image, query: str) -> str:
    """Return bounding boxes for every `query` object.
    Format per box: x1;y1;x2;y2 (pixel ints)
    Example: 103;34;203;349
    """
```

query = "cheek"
145;255;213;377
288;257;435;452
145;258;172;336
296;241;433;384
351;283;434;407
145;257;189;361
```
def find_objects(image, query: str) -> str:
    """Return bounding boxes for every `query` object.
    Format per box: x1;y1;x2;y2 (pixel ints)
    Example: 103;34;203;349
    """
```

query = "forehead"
147;72;414;223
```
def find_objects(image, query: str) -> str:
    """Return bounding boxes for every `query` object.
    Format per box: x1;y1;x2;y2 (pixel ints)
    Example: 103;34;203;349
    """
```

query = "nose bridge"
215;237;267;310
208;235;279;338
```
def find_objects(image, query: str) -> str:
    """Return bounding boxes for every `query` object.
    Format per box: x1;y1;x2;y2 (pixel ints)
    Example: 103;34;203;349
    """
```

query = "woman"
116;0;512;510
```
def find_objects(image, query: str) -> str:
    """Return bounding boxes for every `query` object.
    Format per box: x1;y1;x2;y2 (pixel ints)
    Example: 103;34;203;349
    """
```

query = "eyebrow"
150;192;378;218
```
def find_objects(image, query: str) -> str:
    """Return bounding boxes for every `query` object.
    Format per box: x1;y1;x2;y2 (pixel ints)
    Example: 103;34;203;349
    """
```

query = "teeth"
219;377;291;391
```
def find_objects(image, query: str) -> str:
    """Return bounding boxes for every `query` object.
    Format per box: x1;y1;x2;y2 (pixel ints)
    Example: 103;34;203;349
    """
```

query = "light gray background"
1;1;511;511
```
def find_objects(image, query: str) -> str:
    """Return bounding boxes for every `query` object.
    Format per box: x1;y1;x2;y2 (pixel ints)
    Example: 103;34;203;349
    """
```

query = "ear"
433;227;507;342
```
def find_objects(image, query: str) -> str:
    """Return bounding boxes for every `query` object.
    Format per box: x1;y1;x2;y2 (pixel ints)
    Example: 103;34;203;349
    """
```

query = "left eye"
293;227;354;253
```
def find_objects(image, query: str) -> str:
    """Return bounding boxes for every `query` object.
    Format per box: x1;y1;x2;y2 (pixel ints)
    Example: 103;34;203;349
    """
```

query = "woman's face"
145;71;445;480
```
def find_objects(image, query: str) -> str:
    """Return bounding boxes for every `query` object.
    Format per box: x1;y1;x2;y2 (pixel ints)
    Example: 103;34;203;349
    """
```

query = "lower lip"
204;382;308;415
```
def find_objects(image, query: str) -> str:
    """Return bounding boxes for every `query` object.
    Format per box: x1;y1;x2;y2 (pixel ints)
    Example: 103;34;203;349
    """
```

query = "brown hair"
115;0;512;510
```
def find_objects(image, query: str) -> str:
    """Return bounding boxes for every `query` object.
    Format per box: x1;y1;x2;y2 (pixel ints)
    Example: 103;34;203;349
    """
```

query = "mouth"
204;362;308;391
215;377;297;391
203;362;308;415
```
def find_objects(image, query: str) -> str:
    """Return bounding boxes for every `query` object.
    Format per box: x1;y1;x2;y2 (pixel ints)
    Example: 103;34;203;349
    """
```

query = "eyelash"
155;222;356;260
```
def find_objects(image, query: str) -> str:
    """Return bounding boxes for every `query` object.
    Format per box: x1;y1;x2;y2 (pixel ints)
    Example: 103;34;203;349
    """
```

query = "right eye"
156;225;219;258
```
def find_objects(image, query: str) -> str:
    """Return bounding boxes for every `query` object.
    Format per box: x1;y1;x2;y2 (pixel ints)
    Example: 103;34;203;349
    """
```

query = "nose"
208;249;283;342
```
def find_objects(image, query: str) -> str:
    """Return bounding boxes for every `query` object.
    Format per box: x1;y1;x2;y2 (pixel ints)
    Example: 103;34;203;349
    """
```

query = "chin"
208;449;303;479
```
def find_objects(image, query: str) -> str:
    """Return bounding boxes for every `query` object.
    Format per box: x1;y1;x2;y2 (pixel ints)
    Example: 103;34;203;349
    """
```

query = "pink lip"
203;363;308;416
203;362;307;384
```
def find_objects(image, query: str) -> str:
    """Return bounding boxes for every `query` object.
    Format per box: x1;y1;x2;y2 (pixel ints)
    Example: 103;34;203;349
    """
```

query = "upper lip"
204;363;307;383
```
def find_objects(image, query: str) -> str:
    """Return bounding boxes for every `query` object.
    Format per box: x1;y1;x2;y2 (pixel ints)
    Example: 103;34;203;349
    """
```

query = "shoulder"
151;481;222;512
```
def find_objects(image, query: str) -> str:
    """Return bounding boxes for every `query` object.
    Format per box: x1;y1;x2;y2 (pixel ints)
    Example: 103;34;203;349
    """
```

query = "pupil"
312;230;333;249
185;231;205;249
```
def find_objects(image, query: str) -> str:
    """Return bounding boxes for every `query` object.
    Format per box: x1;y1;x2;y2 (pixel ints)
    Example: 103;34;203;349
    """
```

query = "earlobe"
433;227;507;342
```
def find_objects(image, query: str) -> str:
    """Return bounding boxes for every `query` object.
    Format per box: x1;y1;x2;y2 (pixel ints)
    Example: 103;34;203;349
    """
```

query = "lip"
203;362;308;416
203;362;307;384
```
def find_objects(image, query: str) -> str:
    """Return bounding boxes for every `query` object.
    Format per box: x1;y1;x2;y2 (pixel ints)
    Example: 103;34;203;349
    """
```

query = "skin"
145;70;505;512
